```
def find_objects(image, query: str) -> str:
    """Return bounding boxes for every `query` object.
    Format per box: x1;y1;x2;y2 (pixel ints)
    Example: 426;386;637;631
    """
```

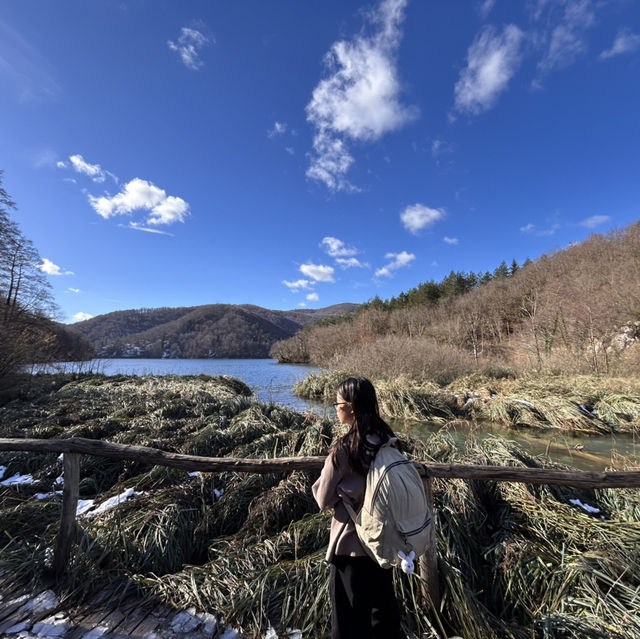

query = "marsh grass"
297;371;640;435
1;374;639;638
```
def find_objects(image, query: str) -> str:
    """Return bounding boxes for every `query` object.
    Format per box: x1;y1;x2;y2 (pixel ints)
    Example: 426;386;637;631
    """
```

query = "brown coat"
312;444;368;562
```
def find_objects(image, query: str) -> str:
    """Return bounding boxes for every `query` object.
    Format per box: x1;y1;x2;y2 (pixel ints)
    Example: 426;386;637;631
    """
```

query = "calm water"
33;358;639;470
32;358;327;414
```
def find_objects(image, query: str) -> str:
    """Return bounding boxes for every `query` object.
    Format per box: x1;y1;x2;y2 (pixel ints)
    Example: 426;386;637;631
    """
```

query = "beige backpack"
344;438;431;570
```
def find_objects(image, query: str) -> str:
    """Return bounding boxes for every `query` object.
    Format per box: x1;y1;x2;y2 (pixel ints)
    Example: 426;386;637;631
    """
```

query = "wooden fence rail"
1;436;639;607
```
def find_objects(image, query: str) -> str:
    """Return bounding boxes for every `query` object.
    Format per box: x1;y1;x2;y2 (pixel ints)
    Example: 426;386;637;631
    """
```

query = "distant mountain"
69;303;358;359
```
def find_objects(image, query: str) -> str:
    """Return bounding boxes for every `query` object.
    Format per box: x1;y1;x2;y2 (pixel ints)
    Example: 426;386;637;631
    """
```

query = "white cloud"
454;24;524;116
443;236;459;245
88;178;189;226
67;288;80;293
38;258;73;276
431;139;452;158
580;215;610;228
374;251;415;277
336;257;369;269
168;27;211;70
479;0;496;19
306;0;418;191
56;161;67;169
298;302;307;308
72;312;93;323
306;292;319;302
321;236;358;258
126;222;174;236
268;121;287;138
285;147;295;155
400;204;445;234
536;0;595;77
69;154;107;183
599;29;640;60
521;222;561;236
299;263;335;282
283;279;313;292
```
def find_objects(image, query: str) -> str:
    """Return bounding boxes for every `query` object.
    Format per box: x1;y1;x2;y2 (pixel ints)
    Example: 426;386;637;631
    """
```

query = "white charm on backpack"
397;550;415;575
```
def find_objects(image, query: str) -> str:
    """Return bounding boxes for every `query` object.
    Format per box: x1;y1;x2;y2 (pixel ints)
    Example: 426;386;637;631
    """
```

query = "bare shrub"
329;335;477;385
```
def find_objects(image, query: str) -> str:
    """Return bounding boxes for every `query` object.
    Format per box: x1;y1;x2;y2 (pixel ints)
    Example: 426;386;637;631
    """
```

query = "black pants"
329;555;405;639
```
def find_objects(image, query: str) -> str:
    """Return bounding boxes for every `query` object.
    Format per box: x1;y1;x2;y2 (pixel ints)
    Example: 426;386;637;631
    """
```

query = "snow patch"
214;488;225;500
0;465;6;479
569;498;600;514
35;491;63;501
1;473;37;486
76;499;96;516
30;614;70;637
82;488;143;518
188;471;201;477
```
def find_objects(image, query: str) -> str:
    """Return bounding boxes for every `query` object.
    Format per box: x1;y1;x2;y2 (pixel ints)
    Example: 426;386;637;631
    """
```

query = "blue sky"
1;0;639;323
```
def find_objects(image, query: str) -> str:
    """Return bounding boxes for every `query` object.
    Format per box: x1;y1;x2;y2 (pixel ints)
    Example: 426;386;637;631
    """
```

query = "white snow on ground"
220;628;243;639
1;473;37;486
569;498;600;514
0;465;6;479
264;626;302;639
188;471;201;477
214;488;225;499
55;475;64;486
35;491;63;500
76;499;96;515
169;607;218;635
264;628;302;639
81;487;143;518
29;613;70;637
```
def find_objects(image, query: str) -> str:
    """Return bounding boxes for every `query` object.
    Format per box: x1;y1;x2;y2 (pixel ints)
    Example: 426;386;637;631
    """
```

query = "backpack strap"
343;500;358;523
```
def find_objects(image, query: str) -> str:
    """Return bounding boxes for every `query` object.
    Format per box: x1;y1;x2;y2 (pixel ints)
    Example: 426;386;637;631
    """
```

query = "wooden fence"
2;436;640;608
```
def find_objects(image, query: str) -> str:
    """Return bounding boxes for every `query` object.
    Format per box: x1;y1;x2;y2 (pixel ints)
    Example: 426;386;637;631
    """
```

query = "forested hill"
70;303;358;359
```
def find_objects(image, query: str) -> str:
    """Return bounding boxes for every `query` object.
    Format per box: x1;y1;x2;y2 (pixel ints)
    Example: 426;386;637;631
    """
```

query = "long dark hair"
332;377;396;475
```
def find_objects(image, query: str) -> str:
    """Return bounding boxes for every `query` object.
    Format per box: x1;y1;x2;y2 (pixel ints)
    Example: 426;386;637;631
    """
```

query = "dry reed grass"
0;374;638;638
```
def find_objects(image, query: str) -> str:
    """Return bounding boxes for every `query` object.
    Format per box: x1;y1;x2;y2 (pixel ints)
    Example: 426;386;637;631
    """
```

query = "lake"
31;358;328;414
32;358;639;470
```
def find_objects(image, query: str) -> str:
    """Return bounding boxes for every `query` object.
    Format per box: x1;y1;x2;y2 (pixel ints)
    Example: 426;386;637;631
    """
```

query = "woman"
312;377;406;639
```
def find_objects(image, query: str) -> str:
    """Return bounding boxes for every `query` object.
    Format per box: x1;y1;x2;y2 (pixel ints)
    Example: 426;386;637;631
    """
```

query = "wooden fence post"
419;475;440;610
53;453;80;579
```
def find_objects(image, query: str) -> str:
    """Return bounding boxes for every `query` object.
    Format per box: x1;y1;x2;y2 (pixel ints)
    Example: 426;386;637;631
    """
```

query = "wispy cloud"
126;222;174;236
69;154;107;183
283;279;314;292
336;257;369;269
453;24;524;117
599;29;640;60
320;236;358;258
268;121;288;138
0;19;61;102
71;312;93;323
520;222;561;236
536;0;595;80
39;258;74;276
374;251;415;277
168;27;212;70
443;236;459;245
306;292;319;302
580;214;610;228
89;178;189;226
299;263;335;282
400;204;445;235
67;288;81;294
478;0;496;19
306;0;418;191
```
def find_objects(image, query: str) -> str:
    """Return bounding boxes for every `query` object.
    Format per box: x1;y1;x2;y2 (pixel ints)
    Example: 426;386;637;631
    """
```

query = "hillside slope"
272;221;640;379
70;303;358;359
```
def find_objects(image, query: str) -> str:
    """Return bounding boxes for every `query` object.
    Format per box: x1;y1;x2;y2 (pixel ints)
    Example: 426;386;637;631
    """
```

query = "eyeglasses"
333;402;350;408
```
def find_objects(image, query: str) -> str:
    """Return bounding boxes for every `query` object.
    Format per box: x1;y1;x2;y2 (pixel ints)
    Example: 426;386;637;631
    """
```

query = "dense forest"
0;172;93;390
71;302;358;359
271;221;640;382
